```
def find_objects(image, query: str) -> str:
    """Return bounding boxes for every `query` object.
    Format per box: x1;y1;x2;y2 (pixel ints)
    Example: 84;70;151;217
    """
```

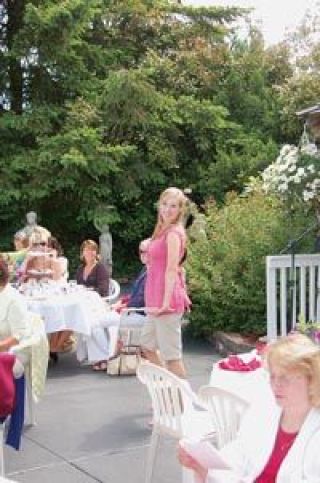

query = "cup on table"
68;280;77;292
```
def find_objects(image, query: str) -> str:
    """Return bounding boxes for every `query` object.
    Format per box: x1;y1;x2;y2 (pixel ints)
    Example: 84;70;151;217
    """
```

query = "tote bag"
107;345;140;376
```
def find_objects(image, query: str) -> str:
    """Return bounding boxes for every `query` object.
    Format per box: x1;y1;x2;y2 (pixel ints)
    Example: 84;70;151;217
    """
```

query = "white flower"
303;190;315;202
259;143;320;206
301;143;318;155
287;164;297;173
297;167;306;177
278;183;288;192
292;175;302;184
308;165;315;173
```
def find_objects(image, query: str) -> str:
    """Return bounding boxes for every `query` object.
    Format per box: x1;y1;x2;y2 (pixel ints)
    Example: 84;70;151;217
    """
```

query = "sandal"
92;360;108;372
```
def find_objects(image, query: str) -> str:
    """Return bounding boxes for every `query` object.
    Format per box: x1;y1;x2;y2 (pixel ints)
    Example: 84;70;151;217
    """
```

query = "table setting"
17;280;109;336
210;350;272;405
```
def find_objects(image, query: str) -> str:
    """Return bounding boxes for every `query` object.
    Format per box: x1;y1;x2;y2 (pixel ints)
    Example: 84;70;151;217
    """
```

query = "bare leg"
49;333;59;352
166;359;187;379
50;330;73;352
142;348;163;366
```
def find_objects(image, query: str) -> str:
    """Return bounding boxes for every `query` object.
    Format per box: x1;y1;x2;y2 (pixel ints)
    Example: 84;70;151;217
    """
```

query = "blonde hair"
29;227;50;246
14;230;29;249
265;333;320;407
80;239;99;262
152;187;187;239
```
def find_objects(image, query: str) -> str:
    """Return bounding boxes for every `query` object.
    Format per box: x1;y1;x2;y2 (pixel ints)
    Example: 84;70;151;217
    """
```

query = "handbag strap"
120;344;141;355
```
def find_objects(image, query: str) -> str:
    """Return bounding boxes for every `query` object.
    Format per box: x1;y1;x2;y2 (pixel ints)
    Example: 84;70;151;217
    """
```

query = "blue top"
127;268;146;309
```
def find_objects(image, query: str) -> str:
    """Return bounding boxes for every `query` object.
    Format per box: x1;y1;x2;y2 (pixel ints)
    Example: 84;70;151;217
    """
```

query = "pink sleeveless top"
145;224;191;313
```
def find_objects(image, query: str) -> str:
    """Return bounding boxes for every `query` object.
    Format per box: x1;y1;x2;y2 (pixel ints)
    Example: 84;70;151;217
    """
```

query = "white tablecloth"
210;359;272;405
25;290;108;336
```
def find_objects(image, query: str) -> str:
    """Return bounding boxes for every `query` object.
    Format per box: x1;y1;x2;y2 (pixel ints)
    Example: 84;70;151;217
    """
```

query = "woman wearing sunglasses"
20;230;62;282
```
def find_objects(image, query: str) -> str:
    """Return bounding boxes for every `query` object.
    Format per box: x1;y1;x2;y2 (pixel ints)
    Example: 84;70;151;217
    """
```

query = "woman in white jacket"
178;333;320;482
0;258;32;361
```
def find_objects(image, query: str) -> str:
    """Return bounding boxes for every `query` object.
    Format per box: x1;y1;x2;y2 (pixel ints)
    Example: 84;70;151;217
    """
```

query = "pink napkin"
218;354;261;372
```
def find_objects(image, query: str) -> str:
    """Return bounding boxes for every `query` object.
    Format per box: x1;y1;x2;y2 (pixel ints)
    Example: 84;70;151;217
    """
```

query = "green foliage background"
187;192;315;337
1;0;320;334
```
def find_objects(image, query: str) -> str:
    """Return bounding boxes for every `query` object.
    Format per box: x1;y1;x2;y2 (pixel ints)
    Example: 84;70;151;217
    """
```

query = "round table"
210;355;272;405
24;289;108;335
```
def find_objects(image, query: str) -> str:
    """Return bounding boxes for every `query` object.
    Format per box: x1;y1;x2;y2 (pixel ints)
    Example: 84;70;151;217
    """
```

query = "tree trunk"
7;0;25;114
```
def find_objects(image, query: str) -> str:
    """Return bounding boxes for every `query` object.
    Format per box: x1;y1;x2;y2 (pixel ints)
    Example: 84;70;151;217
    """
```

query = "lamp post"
296;103;320;149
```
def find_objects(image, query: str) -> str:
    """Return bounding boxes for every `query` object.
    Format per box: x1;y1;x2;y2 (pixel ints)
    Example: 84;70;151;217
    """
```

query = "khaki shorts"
140;313;183;361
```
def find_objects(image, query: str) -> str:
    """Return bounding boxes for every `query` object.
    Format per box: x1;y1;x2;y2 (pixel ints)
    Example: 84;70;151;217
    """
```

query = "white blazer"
0;284;31;342
207;394;320;483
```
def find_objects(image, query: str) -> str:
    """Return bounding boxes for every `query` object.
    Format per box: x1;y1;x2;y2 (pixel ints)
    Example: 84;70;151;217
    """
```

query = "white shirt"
0;284;32;342
207;394;320;483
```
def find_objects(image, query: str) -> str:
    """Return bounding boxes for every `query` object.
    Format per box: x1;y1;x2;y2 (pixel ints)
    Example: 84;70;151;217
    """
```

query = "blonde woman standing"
141;187;191;378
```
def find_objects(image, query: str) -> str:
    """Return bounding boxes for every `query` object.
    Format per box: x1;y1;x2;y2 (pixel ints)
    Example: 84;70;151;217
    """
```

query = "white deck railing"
266;254;320;340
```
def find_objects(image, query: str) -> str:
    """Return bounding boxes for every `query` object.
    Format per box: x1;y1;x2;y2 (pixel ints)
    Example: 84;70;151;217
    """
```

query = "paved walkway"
5;338;219;483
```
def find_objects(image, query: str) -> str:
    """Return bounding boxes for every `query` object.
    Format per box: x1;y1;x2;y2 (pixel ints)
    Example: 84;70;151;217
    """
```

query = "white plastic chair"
198;385;249;449
0;476;18;482
137;362;215;483
102;279;121;304
0;421;5;477
119;307;146;347
0;442;7;478
10;313;49;426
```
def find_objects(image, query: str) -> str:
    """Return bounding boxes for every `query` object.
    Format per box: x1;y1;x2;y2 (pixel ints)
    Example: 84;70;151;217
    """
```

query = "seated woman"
45;237;73;360
76;239;109;296
47;236;69;281
0;258;32;362
114;240;148;340
21;230;62;283
13;229;29;252
96;240;148;353
0;230;29;284
178;333;320;482
75;240;111;371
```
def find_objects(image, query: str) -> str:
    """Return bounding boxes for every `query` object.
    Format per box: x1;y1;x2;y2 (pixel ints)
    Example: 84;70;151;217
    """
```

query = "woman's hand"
177;446;208;482
147;306;174;316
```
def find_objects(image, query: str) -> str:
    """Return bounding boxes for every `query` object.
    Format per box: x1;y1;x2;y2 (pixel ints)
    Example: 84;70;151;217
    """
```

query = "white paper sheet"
180;438;231;470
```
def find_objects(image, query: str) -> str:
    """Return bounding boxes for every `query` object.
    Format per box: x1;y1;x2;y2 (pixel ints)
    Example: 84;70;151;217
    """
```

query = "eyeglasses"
269;373;304;387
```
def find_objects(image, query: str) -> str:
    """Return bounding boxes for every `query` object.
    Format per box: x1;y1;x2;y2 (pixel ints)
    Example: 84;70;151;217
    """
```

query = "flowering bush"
296;317;320;345
261;143;320;206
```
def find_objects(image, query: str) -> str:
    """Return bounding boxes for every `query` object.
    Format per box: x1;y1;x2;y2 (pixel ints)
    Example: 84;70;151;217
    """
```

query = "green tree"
0;0;303;281
0;0;247;265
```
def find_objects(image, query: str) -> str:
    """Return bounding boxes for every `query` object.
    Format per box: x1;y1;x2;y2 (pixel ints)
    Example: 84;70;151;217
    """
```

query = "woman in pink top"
140;187;191;378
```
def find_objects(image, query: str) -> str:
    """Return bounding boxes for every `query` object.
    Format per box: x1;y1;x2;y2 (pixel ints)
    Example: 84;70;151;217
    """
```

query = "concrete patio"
4;338;219;483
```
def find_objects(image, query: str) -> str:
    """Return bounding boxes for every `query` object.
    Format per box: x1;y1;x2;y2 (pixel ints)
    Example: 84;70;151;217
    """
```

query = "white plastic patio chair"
0;476;18;482
9;313;49;426
118;307;146;347
0;419;7;481
0;421;5;477
137;362;215;483
198;385;249;449
102;279;121;304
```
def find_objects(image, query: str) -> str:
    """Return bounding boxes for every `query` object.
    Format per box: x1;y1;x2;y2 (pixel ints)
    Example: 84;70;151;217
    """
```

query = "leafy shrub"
187;190;314;337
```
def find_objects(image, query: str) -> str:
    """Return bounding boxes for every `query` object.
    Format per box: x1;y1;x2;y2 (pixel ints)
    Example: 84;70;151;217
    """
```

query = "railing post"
266;254;320;339
266;256;277;341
